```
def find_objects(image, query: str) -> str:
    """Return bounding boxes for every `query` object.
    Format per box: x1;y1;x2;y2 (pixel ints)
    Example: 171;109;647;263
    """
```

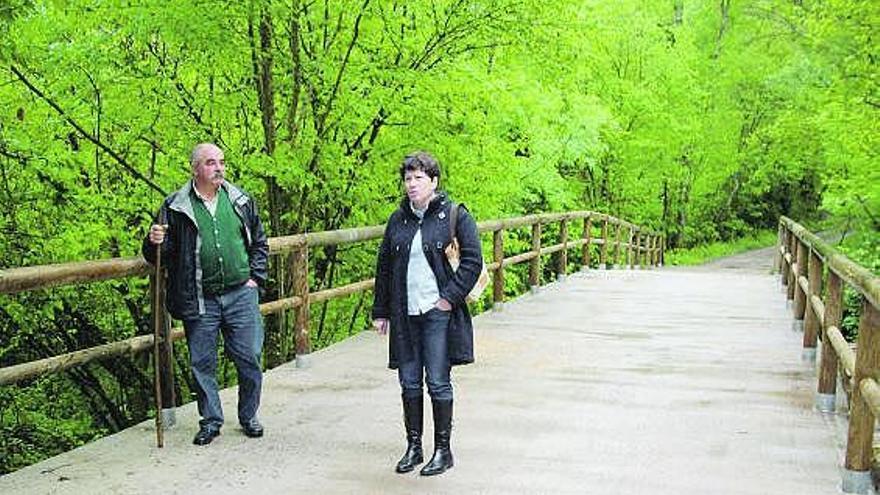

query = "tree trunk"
712;0;731;59
249;3;290;369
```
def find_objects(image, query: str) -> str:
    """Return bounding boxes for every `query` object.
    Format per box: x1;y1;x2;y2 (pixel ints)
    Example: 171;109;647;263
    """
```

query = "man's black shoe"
241;419;264;438
192;427;220;446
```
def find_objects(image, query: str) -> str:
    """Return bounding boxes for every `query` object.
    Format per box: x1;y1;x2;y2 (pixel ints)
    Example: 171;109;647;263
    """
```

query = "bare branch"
316;0;371;136
9;65;166;196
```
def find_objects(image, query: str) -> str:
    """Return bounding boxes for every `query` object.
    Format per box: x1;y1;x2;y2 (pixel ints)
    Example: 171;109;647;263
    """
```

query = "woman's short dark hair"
399;151;441;181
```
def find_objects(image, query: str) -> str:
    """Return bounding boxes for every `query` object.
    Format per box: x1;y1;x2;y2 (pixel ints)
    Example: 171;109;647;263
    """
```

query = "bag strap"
448;202;459;239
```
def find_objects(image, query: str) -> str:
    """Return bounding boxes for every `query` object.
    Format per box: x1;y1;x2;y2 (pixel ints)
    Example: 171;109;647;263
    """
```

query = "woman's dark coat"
372;192;483;369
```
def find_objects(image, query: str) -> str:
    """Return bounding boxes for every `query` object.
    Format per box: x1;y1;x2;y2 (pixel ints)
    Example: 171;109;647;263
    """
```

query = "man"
143;143;269;446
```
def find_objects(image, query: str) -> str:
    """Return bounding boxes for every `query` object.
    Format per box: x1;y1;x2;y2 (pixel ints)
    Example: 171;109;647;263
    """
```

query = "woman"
372;151;483;476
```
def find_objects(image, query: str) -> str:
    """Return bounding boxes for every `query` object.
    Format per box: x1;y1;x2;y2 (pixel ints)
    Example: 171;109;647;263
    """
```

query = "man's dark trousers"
184;283;264;431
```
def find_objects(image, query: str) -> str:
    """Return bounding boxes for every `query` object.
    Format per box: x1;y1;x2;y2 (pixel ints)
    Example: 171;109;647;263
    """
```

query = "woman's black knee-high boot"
420;398;453;476
395;395;424;473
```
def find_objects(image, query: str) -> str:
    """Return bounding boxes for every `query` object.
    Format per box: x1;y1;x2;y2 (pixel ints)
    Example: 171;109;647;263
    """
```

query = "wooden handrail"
0;257;148;295
0;328;187;385
780;217;879;308
777;216;879;490
0;209;661;387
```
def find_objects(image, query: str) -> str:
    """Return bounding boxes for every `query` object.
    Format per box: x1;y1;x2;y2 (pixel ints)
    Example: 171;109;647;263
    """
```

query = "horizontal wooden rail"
0;257;148;295
797;276;809;295
859;378;880;418
827;325;856;376
0;327;186;386
810;295;825;329
309;279;375;304
0;208;662;388
258;295;304;314
502;251;539;267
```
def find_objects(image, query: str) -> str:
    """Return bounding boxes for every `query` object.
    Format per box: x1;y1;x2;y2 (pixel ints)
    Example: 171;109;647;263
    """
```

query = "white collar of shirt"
410;202;427;219
192;180;220;216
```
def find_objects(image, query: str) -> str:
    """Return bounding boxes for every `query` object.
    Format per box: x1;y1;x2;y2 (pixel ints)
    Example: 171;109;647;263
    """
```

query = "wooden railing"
776;216;880;494
0;210;662;391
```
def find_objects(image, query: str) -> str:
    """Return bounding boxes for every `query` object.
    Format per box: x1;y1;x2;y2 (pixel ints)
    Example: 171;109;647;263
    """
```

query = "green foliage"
831;228;880;342
664;230;778;266
1;378;104;471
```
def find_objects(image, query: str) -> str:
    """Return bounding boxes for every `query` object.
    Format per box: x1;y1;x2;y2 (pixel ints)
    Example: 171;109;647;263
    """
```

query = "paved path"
1;257;846;494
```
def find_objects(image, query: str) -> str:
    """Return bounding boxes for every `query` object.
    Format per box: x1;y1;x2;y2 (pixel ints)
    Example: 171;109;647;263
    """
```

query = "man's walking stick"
152;218;167;448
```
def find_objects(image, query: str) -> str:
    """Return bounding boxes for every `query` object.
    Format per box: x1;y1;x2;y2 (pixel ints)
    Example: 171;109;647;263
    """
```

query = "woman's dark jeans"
398;308;453;401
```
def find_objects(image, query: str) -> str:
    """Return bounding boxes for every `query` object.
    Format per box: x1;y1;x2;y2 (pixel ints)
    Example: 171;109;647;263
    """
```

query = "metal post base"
801;347;816;363
842;469;872;494
792;319;804;333
815;393;836;413
295;354;312;369
492;302;504;312
529;285;540;295
161;408;177;428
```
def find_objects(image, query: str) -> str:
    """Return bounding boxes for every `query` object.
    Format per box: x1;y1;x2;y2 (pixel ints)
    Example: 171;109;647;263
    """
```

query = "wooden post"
493;229;504;309
284;252;297;362
600;218;609;268
660;235;665;266
582;216;592;270
773;222;783;273
780;226;791;290
558;218;568;280
630;228;637;269
793;240;807;322
529;221;541;291
802;249;823;355
613;223;622;269
817;271;843;412
293;243;311;367
626;227;633;268
786;232;797;302
634;230;641;269
265;254;286;368
843;301;880;491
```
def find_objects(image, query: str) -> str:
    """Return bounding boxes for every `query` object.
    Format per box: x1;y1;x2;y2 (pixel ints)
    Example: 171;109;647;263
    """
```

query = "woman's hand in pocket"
434;298;452;312
372;318;390;335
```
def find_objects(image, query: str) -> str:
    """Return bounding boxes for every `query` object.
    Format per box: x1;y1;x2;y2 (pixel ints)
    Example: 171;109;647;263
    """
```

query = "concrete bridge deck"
1;256;845;494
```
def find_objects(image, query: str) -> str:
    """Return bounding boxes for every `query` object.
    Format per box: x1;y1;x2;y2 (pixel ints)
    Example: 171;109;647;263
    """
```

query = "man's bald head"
191;143;223;170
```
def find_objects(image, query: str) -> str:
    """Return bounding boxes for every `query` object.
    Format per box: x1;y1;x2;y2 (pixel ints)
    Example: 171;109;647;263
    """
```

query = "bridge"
0;213;877;494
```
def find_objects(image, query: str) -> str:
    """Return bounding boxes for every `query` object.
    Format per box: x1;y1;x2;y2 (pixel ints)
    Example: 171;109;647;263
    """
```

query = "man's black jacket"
142;181;268;320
